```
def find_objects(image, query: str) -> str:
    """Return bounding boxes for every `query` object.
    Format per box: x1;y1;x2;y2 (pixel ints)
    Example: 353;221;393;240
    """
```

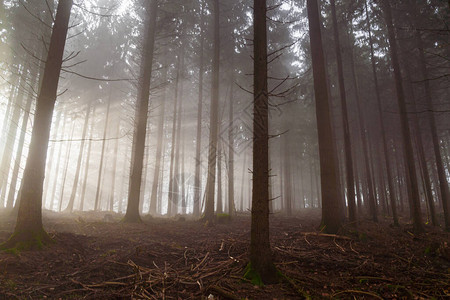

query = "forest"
0;0;449;298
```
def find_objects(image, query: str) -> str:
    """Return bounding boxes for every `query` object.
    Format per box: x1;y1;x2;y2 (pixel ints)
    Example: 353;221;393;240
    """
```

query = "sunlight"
0;0;448;297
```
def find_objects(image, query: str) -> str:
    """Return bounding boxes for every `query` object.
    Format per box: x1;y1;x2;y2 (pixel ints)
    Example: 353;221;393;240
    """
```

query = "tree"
79;107;96;211
203;0;220;222
329;0;356;225
1;0;73;249
228;72;235;216
193;1;205;218
65;102;92;212
363;0;398;226
149;67;167;215
167;54;182;217
248;0;277;284
6;64;36;209
381;0;424;233
123;0;158;222
307;0;342;234
412;13;450;230
94;98;111;211
0;69;26;205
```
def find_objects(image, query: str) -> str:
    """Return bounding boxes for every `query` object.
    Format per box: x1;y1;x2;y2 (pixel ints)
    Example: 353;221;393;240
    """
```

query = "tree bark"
217;145;223;214
65;102;91;212
79;106;95;211
139;125;151;214
108;117;121;212
240;153;247;212
6;67;36;209
307;0;342;233
49;114;67;211
228;71;235;215
0;70;26;205
42;110;62;208
167;56;181;217
124;0;158;222
193;2;205;218
249;0;277;284
203;0;220;222
94;98;111;211
364;0;398;225
1;0;73;249
173;54;185;215
149;67;167;215
58;123;75;212
414;28;450;230
329;0;356;225
381;0;424;232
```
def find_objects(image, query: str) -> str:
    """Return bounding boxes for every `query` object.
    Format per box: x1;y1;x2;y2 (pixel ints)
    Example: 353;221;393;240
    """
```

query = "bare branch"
61;69;135;82
235;82;253;95
21;43;46;63
19;0;52;29
44;0;55;23
63;59;87;69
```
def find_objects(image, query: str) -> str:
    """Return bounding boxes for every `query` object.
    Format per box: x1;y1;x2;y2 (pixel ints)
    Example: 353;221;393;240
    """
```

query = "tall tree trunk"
240;153;247;212
94;98;111;211
42;110;62;208
0;69;19;162
228;72;235;215
167;56;180;217
139;126;151;214
65;102;91;212
364;0;398;225
307;0;342;233
157;143;166;215
124;0;158;222
0;70;26;204
278;154;283;212
109;117;121;212
216;146;223;214
58;123;75;212
49;114;67;211
381;0;423;232
193;3;205;218
348;40;377;222
6;70;35;209
249;0;277;284
283;142;292;216
398;42;438;226
329;0;356;225
173;56;184;215
149;67;167;215
181;126;186;215
1;0;73;249
415;29;450;230
203;0;220;222
79;106;95;211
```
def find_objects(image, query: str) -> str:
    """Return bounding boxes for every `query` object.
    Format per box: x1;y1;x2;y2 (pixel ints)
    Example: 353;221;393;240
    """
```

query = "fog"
0;0;449;226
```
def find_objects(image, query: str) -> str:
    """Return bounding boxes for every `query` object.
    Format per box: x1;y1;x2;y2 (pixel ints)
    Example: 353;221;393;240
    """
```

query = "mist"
0;0;449;298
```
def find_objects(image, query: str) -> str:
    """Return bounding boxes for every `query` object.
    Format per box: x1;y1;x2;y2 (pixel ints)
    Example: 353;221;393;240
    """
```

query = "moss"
243;262;264;286
216;213;231;224
0;229;52;253
2;248;19;255
121;214;143;223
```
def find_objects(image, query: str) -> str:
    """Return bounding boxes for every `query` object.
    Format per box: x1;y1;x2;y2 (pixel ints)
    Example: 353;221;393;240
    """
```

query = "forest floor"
0;209;449;299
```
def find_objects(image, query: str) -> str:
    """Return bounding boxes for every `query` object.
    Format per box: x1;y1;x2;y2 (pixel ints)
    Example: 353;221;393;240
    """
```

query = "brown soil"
0;209;448;299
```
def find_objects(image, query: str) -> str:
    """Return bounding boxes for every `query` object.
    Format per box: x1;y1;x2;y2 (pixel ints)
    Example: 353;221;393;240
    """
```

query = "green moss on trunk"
1;228;52;252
